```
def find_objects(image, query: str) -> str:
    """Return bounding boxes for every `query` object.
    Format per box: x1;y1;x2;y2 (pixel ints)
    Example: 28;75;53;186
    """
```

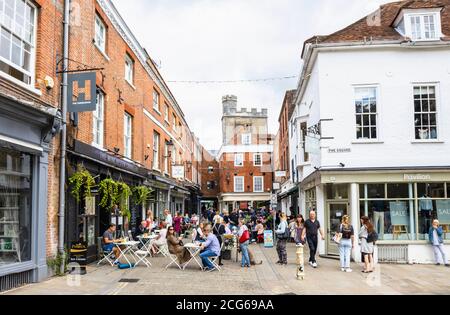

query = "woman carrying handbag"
238;218;251;268
336;215;355;272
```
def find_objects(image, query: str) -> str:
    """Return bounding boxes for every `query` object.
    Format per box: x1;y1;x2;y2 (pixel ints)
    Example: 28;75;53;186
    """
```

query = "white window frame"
125;54;134;85
234;153;244;167
153;89;160;112
94;14;106;54
234;176;244;193
354;86;379;141
0;0;37;86
172;114;177;131
92;90;104;148
124;113;132;159
153;131;160;170
253;153;262;166
253;176;264;193
164;103;169;122
242;133;251;145
413;84;439;141
404;11;441;41
164;142;169;173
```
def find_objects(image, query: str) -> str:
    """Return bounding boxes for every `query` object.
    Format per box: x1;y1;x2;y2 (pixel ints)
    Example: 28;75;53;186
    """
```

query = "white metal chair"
97;237;115;266
156;243;169;257
164;246;183;270
208;242;224;272
134;249;152;268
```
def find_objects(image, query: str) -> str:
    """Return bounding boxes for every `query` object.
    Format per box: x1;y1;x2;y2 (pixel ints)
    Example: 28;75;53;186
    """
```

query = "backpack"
367;231;378;243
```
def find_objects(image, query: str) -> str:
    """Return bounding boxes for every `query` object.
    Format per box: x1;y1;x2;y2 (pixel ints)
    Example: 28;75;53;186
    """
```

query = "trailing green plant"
118;182;132;220
133;185;153;205
47;249;70;277
98;178;119;209
68;165;96;203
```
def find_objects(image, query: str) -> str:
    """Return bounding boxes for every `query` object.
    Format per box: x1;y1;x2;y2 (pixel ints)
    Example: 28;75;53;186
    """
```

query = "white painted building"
290;0;450;264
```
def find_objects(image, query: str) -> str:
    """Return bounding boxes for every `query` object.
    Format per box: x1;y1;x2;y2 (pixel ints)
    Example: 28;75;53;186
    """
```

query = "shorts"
103;244;114;252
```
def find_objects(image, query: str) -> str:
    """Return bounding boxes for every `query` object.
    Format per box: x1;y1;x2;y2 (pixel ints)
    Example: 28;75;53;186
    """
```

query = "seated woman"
151;222;168;255
166;226;191;265
192;222;205;242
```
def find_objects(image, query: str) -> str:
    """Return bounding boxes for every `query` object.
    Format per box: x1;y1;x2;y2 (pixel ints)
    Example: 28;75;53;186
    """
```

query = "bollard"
296;244;305;280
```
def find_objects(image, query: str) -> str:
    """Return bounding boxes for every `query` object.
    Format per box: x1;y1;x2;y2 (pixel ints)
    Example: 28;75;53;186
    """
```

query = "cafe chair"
134;249;152;268
208;242;224;272
156;243;170;257
165;251;183;270
97;237;115;266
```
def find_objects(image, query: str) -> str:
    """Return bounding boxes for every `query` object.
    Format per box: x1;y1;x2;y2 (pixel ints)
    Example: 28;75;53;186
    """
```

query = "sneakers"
312;262;318;268
345;268;353;273
309;261;314;267
341;268;346;272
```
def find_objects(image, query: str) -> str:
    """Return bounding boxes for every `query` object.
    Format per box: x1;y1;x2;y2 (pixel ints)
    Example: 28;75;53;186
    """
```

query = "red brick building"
200;148;220;209
217;95;274;212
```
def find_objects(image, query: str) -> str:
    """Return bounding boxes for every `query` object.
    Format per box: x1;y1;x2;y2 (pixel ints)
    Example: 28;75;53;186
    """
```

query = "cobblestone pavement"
2;243;450;295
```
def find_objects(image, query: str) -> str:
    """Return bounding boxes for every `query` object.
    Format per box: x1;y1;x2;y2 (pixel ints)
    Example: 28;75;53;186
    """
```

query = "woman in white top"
164;209;173;227
193;222;205;242
151;222;168;255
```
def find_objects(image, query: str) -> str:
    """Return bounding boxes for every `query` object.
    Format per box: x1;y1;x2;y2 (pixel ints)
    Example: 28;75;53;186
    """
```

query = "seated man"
199;225;221;271
102;224;120;262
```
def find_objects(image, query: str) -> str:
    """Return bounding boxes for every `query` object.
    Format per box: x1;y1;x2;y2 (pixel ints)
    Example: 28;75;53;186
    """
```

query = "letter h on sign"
68;72;97;113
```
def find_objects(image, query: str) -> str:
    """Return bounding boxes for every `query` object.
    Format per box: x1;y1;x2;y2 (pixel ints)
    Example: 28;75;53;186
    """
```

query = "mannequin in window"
371;195;385;238
419;194;433;234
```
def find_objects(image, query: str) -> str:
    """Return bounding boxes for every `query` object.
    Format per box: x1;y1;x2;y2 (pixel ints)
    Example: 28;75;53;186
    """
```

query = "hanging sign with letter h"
67;72;97;113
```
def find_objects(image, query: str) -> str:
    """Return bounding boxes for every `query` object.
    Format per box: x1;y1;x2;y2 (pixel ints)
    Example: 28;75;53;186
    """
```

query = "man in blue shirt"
199;224;221;271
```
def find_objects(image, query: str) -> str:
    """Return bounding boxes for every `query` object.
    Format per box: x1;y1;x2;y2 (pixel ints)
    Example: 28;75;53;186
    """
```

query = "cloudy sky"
112;0;392;150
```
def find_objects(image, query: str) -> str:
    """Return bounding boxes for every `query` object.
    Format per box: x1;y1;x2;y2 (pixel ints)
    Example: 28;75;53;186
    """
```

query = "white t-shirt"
238;225;248;237
155;228;167;245
165;214;173;226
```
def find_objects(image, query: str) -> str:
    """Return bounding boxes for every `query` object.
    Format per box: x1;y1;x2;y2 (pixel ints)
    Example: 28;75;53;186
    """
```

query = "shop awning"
278;186;299;199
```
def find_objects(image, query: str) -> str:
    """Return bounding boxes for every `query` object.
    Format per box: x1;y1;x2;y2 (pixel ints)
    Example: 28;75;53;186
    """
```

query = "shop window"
387;184;409;199
367;184;385;199
0;149;32;266
326;184;348;200
305;188;317;212
417;183;445;198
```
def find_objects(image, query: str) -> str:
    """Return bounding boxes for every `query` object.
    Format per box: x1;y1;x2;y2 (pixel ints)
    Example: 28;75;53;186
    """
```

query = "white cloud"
112;0;393;150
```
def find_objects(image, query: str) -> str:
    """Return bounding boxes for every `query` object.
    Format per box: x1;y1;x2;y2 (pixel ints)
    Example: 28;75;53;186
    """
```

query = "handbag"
332;225;343;244
239;229;250;243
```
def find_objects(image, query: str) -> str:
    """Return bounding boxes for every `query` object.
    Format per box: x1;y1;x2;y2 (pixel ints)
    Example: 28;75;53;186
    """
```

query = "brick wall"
200;149;220;198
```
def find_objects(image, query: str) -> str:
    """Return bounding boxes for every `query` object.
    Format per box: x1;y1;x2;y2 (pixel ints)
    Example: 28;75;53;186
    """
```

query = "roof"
301;0;450;57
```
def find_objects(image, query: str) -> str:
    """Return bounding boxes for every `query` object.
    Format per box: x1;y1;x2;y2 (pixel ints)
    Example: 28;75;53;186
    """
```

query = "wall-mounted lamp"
113;147;120;154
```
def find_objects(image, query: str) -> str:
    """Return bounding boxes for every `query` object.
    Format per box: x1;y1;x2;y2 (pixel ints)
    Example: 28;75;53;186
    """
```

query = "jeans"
307;235;318;263
200;250;217;269
277;239;287;263
373;211;384;237
339;238;352;269
433;244;448;265
240;241;250;266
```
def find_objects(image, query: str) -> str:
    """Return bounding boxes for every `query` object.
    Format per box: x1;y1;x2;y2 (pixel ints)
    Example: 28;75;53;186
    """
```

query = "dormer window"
394;9;442;42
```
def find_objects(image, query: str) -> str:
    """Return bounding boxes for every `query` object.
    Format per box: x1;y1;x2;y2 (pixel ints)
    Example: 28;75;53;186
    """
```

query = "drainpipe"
58;0;70;275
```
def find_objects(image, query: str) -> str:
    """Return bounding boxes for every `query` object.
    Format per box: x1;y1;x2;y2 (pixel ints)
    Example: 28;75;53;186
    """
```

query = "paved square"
3;243;449;295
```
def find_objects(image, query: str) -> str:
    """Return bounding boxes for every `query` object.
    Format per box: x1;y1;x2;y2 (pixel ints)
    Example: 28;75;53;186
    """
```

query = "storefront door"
327;202;348;256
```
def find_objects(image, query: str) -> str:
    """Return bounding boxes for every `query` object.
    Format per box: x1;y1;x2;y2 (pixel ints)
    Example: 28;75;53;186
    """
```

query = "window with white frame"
355;87;378;140
93;90;104;147
234;176;244;193
164;141;169;173
0;0;36;85
242;133;251;145
124;113;132;159
124;53;134;84
234;153;244;167
94;14;106;53
153;89;160;112
253;176;264;192
153;131;160;170
164;103;169;122
172;113;177;131
253;153;262;166
414;85;438;140
410;14;439;41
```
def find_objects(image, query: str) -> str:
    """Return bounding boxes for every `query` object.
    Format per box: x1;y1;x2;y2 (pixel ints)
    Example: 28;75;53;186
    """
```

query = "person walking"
275;213;289;265
359;216;375;273
238;218;251;268
293;215;306;245
173;212;183;236
429;220;449;266
304;210;325;268
337;215;355;272
164;209;173;227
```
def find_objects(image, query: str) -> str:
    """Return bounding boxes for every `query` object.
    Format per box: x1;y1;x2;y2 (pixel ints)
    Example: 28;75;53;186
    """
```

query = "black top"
340;224;354;239
304;219;321;237
229;213;239;225
223;215;230;224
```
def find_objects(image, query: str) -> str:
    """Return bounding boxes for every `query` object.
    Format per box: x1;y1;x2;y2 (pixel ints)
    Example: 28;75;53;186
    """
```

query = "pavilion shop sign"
403;174;432;182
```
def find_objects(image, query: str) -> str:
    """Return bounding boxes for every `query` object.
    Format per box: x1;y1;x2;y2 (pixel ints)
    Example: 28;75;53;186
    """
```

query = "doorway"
327;202;348;256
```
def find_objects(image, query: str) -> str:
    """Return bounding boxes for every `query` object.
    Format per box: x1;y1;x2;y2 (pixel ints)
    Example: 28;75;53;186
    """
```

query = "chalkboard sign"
389;202;409;226
264;230;274;248
436;200;450;224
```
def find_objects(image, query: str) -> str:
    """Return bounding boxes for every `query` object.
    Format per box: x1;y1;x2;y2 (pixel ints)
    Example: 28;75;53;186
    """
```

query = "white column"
350;183;361;263
316;185;326;256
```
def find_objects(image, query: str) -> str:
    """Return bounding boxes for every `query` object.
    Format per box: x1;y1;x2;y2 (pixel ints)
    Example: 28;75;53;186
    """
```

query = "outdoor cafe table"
182;243;203;270
137;234;158;254
113;241;140;267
